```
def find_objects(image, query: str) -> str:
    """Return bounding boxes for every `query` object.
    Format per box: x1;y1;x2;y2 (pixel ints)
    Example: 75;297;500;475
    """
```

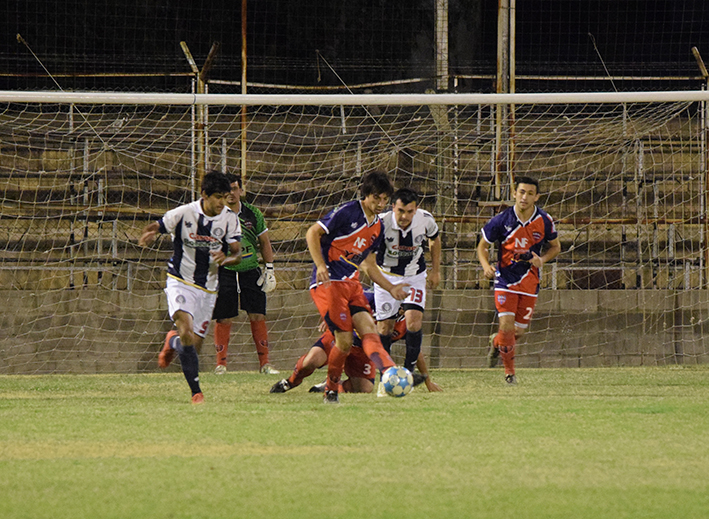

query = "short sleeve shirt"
309;200;385;288
376;209;439;277
158;201;241;292
481;206;557;295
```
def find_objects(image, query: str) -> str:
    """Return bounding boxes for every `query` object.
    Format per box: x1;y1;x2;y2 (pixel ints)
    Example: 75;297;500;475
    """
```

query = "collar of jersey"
513;205;538;226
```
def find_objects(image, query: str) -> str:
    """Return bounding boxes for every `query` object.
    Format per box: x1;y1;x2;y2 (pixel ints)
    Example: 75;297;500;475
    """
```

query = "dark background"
2;0;708;92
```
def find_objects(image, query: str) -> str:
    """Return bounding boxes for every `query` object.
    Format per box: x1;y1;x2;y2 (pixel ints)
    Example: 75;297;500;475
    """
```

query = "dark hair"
224;172;242;188
392;187;419;206
515;176;540;192
360;171;394;198
201;171;232;197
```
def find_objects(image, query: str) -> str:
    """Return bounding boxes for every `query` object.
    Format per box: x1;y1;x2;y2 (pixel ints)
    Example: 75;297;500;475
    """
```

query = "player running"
373;187;442;396
305;171;408;404
476;176;561;384
138;171;242;404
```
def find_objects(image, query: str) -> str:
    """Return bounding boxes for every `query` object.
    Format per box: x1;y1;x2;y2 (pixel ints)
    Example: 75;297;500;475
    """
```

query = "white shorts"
165;277;218;338
373;270;427;321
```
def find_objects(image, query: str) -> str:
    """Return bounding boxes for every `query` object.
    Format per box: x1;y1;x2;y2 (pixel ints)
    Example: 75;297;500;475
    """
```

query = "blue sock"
169;333;184;355
178;346;201;395
404;330;422;373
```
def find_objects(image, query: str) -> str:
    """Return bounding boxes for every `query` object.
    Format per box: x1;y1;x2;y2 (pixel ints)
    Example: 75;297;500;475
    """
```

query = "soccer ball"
381;366;414;397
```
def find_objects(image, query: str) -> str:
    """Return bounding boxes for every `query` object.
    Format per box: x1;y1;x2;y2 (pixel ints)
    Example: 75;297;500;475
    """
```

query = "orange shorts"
310;279;372;333
494;290;538;329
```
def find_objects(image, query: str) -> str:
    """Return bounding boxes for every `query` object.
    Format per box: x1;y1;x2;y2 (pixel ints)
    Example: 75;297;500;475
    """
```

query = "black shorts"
212;267;267;320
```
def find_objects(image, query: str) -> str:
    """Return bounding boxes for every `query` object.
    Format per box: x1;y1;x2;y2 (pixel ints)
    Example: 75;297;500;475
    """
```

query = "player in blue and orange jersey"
477;176;561;385
305;171;410;403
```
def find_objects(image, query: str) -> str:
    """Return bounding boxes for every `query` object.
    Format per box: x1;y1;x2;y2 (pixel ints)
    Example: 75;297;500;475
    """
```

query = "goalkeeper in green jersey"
211;172;279;375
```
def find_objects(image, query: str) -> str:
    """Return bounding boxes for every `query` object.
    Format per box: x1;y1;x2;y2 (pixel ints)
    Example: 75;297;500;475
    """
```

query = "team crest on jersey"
213;227;225;238
340;312;347;322
242;221;254;230
176;294;186;304
415;235;424;245
382;302;392;314
532;232;542;241
497;294;506;305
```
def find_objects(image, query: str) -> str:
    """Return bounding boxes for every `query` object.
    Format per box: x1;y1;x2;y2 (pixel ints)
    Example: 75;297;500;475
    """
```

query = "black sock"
404;330;422;373
379;334;392;354
169;333;184;355
179;346;201;395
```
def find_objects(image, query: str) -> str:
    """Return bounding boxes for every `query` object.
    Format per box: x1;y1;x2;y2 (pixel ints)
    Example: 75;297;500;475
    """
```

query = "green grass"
1;367;708;519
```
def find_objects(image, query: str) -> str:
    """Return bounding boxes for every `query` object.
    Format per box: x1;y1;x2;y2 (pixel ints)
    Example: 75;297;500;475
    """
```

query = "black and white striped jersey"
158;201;241;292
376;209;439;277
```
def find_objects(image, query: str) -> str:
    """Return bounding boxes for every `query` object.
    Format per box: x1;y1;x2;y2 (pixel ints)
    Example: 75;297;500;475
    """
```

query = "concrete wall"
1;288;707;374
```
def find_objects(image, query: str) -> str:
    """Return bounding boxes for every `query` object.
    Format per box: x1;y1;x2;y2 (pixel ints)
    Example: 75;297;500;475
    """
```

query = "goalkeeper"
211;172;279;375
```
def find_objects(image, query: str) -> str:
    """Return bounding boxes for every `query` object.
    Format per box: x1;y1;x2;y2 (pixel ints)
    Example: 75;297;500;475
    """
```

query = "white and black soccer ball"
381;366;414;397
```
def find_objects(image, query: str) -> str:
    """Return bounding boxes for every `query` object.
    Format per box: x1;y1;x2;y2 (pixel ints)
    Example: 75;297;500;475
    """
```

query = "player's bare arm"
138;221;160;247
416;352;443;392
258;231;275;264
361;254;410;300
306;223;330;285
427;235;442;289
531;237;561;269
476;237;496;279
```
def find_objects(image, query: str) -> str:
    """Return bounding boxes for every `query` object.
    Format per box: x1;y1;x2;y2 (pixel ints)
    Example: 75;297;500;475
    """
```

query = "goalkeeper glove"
257;263;277;293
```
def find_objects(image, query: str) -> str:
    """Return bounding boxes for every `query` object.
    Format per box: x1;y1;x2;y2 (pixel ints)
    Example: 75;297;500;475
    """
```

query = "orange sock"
326;346;348;392
361;333;395;372
288;354;322;388
496;330;516;376
214;321;231;367
250;320;270;367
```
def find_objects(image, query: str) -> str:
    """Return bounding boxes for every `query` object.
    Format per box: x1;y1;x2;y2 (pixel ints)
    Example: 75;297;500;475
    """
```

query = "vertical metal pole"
204;83;210;171
190;78;196;201
508;0;516;190
435;0;449;92
241;0;248;191
221;137;228;173
702;86;709;288
495;0;510;200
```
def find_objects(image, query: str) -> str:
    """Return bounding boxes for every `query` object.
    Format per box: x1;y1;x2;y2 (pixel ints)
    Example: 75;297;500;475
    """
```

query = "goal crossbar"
2;90;709;106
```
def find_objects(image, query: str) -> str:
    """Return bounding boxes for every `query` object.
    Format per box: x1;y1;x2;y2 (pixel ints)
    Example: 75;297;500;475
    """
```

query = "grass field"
1;367;708;519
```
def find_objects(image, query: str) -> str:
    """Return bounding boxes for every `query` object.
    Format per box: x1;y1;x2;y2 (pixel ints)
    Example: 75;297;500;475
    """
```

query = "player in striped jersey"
139;171;242;404
305;171;410;404
477;176;561;385
373;187;442;394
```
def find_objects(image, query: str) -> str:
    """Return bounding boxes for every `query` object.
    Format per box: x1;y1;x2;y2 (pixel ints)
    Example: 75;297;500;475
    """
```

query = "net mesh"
1;95;707;373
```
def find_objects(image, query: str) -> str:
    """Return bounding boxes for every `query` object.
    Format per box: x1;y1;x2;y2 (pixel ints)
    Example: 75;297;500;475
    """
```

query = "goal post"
1;90;708;374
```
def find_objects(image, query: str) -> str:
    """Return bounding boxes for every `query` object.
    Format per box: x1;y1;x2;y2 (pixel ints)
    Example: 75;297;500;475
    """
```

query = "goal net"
1;91;708;374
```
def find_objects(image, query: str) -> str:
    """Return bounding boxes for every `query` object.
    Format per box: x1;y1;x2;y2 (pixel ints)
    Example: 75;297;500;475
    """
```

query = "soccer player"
305;171;409;404
373;187;441;396
138;171;242;404
270;290;442;394
476;176;561;384
211;173;279;375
